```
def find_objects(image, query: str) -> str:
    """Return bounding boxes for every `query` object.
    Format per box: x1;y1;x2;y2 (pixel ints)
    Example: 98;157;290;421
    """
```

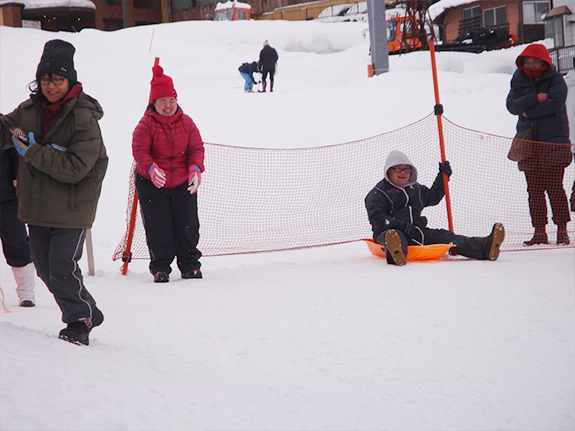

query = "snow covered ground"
1;19;574;431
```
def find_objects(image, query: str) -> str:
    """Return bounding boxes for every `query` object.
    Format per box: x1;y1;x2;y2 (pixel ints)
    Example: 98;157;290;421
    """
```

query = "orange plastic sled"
363;239;452;262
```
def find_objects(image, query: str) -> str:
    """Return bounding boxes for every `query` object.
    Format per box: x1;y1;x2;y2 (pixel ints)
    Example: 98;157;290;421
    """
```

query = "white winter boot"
12;263;36;307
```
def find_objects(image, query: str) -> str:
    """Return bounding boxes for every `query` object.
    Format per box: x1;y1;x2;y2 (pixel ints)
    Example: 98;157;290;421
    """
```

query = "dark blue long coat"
506;66;572;171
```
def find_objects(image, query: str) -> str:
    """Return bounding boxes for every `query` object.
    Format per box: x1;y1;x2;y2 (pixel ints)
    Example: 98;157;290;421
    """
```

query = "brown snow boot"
483;223;505;261
262;82;266;92
384;229;406;266
557;224;570;245
270;82;274;92
524;227;548;246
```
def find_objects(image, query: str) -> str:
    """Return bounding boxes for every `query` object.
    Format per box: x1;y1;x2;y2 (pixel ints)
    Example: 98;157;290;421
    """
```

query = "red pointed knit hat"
150;65;177;101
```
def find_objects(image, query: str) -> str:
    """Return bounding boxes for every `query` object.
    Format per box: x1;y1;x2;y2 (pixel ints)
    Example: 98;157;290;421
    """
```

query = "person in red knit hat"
132;65;205;282
506;43;572;246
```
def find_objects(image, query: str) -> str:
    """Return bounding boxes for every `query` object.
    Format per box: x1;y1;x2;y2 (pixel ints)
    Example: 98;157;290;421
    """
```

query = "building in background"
544;0;575;73
430;0;551;47
0;0;335;31
0;0;96;32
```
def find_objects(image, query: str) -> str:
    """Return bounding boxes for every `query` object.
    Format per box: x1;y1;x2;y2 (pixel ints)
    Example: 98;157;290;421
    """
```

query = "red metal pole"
428;41;454;232
121;57;160;275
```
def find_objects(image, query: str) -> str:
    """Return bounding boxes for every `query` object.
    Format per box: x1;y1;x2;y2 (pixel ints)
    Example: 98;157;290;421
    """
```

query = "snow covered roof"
215;1;251;11
0;0;95;10
428;0;476;20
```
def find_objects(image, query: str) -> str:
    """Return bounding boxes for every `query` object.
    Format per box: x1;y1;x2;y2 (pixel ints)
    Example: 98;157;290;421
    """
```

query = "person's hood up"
384;150;418;186
515;43;552;68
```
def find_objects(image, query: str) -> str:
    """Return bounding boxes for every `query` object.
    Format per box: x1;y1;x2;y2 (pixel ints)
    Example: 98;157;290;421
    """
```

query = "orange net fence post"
120;57;160;276
429;40;454;231
112;114;574;264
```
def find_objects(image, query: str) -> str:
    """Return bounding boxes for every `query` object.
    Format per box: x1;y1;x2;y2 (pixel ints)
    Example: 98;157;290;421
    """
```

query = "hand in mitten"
11;129;36;157
439;160;452;178
149;163;167;188
187;165;202;194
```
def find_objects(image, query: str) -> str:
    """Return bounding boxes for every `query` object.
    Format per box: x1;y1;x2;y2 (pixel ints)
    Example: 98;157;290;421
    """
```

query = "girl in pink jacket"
132;65;205;282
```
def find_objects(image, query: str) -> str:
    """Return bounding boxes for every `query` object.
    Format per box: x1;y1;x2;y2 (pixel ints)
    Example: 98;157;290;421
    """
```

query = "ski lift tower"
399;0;436;54
367;0;389;75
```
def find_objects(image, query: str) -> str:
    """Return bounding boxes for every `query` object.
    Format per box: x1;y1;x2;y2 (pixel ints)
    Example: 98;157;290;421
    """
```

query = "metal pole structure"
86;229;95;276
366;0;389;75
122;0;130;28
428;40;454;231
121;56;160;275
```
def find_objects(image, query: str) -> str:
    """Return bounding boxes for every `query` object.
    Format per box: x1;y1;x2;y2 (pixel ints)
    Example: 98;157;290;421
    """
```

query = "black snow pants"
377;227;489;265
262;67;276;84
0;199;32;268
135;172;201;276
28;225;98;324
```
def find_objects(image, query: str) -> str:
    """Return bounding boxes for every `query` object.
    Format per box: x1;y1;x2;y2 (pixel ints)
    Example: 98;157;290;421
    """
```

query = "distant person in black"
238;61;260;92
258;40;279;92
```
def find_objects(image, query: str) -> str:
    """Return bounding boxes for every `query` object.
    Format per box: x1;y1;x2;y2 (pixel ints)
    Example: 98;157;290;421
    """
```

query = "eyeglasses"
390;167;412;174
40;77;66;86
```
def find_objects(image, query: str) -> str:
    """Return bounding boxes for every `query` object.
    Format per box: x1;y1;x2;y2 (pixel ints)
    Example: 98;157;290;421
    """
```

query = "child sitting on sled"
365;150;505;266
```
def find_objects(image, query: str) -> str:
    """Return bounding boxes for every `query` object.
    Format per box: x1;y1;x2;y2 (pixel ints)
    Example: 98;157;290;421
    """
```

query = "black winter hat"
36;39;77;83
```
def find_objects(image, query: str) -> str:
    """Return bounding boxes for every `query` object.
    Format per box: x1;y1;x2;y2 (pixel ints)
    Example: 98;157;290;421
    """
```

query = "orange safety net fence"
113;113;574;262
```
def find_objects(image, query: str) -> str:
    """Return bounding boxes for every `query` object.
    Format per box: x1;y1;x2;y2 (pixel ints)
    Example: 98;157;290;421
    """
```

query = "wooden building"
0;0;340;31
431;0;552;45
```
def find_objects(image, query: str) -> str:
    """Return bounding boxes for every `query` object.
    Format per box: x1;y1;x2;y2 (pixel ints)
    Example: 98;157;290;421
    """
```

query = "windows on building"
462;5;481;21
171;0;193;12
523;1;550;24
460;5;481;34
483;6;506;28
545;15;564;47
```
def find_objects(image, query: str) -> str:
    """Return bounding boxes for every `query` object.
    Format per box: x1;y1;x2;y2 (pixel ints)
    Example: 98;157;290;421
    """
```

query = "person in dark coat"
506;43;572;246
238;61;260;92
0;147;35;307
0;40;107;345
365;150;505;266
258;40;279;92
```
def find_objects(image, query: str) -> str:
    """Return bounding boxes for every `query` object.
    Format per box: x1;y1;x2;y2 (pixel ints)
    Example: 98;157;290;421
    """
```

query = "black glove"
439;161;452;178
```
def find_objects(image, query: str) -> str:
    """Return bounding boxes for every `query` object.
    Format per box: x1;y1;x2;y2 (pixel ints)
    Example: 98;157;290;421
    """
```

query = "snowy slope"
0;20;574;431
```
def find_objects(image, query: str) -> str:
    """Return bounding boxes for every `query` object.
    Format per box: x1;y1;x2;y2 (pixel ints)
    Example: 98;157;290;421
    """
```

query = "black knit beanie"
36;39;77;84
